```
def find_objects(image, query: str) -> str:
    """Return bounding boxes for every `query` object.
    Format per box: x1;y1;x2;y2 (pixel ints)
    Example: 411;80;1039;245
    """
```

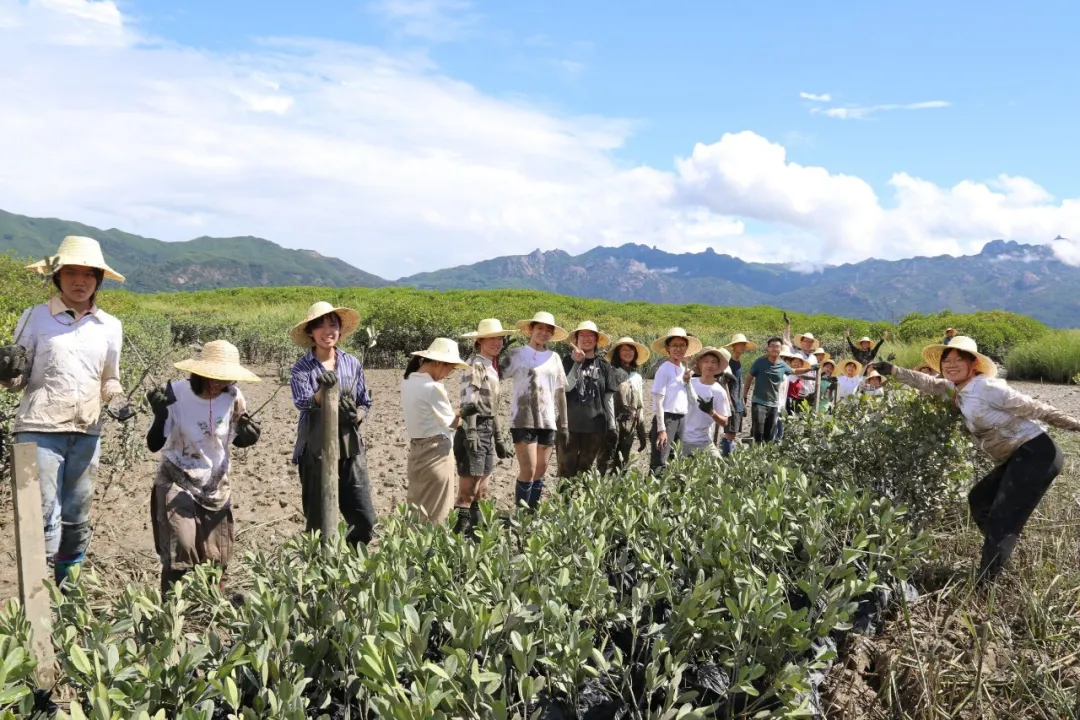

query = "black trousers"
558;430;607;479
598;416;643;475
297;445;376;546
968;432;1063;579
649;413;686;473
750;403;780;444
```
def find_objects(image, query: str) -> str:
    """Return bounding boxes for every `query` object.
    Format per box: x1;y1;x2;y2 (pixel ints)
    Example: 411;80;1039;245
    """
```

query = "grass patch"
1005;329;1080;383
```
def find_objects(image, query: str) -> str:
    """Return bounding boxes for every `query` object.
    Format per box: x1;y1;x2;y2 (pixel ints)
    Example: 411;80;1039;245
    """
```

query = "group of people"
1;237;1078;595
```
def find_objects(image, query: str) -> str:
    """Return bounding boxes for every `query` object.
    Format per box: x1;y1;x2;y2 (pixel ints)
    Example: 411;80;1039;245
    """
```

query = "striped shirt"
290;349;371;462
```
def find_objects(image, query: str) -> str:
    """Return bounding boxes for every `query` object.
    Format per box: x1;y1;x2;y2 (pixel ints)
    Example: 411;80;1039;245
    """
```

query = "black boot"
467;503;481;539
977;534;1020;583
161;568;188;597
453;507;473;537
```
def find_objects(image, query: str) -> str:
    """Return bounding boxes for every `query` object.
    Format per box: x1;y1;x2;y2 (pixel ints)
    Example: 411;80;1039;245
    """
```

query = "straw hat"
290;301;361;348
724;333;758;351
812;347;831;361
569;320;611;348
945;327;957;333
794;332;821;350
461;318;516;340
692;346;731;371
837;358;863;376
410;337;469;370
914;364;935;375
821;359;836;372
856;336;873;345
651;327;703;356
26;236;125;282
515;311;569;342
175;340;260;382
865;369;884;383
921;336;997;377
606;337;650;365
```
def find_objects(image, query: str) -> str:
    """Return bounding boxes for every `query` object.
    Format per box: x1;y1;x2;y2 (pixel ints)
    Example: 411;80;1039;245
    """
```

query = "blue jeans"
14;432;101;580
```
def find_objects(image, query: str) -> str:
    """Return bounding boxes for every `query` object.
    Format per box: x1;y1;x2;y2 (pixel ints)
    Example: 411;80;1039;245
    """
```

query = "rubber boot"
161;568;188;598
469;502;481;535
720;437;734;457
453;507;473;536
528;478;545;510
977;533;1020;583
514;481;532;510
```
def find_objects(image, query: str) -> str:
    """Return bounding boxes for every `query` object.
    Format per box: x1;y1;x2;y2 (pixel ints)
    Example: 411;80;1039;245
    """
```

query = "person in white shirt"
401;338;477;525
649;327;703;473
873;337;1080;581
835;359;864;401
0;236;135;586
500;312;569;510
146;341;261;597
862;369;885;397
682;347;732;458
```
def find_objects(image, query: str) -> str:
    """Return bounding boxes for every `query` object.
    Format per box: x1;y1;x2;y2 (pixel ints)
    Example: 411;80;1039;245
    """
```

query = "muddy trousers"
151;483;234;597
557;430;607;480
968;433;1063;581
297;445;377;546
598;417;643;475
14;432;100;586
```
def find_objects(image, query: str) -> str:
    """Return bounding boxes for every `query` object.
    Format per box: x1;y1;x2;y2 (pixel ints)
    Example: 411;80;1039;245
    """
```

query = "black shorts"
454;417;495;477
725;411;744;435
511;428;556;447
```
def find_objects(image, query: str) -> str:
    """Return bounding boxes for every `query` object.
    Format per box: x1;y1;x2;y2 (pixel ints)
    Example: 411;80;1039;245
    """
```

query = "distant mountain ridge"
2;208;1077;327
0;209;388;292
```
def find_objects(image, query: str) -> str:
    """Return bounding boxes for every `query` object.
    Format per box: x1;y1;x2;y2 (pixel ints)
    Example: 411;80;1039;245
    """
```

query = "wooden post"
319;384;340;540
11;442;57;687
812;365;824;413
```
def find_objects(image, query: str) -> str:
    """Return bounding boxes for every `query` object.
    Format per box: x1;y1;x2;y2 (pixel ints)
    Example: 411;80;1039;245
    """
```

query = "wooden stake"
812;366;823;413
319;384;340;540
11;442;57;687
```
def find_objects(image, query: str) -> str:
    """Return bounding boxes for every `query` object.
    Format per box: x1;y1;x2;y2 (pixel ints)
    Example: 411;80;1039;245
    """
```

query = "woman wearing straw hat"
500;312;569;509
454;319;515;537
559;320;618;482
844;329;888;368
0;236;135;585
649;327;702;472
720;334;756;457
862;369;885;397
682;347;732;458
598;337;650;474
146;341;261;596
402;339;477;525
289;301;376;546
835;359;864;401
874;337;1080;580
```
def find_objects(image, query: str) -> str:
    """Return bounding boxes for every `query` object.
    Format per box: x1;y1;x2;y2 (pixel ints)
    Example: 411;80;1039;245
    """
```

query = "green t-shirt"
749;356;794;408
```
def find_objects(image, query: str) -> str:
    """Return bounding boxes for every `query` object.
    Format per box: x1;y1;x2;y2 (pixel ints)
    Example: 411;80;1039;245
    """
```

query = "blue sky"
1;0;1079;277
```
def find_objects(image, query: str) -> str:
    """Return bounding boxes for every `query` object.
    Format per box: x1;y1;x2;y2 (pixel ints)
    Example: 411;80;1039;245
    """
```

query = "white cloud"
799;92;831;102
812;100;951;120
367;0;479;42
1;0;1079;280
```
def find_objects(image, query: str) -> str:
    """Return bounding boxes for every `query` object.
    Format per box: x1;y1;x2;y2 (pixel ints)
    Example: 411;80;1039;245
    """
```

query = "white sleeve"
431;383;457;432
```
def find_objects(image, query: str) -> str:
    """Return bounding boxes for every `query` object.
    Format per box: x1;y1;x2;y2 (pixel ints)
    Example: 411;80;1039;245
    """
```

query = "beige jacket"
893;367;1080;464
4;297;124;435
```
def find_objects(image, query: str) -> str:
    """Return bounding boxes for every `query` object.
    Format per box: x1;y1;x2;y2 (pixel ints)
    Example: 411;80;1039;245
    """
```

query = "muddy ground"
1;373;1078;601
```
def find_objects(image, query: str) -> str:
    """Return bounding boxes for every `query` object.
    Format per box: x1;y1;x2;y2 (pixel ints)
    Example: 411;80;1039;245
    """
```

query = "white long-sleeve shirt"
893;367;1080;464
4;297;124;435
402;372;457;440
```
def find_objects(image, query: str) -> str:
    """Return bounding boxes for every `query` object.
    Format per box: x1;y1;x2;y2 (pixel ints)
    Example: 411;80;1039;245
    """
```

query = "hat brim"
461;330;517;340
174;359;261;383
515;319;569;342
606;341;651;365
410;350;468;370
837;359;864;376
651;334;704;357
724;340;758;351
921;344;997;377
571;329;612;348
290;307;361;348
692;348;730;370
27;257;125;283
795;334;821;350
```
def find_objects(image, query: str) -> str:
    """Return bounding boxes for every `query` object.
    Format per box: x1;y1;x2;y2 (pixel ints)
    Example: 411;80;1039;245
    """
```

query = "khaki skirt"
407;435;456;525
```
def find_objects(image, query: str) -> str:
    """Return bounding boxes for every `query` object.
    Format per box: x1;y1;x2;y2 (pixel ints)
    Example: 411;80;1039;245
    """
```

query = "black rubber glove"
558;427;571;449
315;370;338;390
495;432;514;459
233;413;261;448
146;384;177;419
340;394;366;429
466;427;482;454
460;403;480;419
873;361;894;376
0;345;27;382
106;397;137;423
635;420;647;453
696;396;714;415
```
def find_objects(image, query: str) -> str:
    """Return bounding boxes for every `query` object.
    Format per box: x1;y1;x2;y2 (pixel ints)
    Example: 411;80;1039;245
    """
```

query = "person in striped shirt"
289;302;375;546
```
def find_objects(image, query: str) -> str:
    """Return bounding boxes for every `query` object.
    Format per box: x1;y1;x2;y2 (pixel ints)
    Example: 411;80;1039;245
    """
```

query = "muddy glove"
315;370;338;390
106;396;137;423
558;425;570;449
696;396;714;415
339;394;367;429
146;384;177;419
635;419;647;453
233;413;261;448
460;402;480;419
872;361;894;376
495;432;514;459
0;345;27;382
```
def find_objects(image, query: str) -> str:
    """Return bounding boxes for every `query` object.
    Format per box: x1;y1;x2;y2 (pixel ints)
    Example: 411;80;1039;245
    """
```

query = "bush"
895;310;1049;362
1004;330;1080;383
0;391;981;718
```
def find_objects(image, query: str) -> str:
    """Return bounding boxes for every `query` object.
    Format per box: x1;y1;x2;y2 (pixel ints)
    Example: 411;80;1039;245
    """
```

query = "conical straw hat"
651;327;703;356
692;346;731;371
837;358;863;376
461;318;516;340
175;340;260;382
794;332;821;350
290;301;361;348
569;320;611;348
724;333;758;351
26;236;125;282
515;311;569;342
921;336;997;377
606;337;650;365
410;338;469;370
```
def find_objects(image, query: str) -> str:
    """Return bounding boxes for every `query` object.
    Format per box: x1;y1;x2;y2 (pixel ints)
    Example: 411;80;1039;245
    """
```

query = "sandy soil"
1;374;1077;601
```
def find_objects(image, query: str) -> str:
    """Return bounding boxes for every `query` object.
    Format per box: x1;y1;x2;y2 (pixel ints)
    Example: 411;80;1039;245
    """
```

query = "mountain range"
2;208;1078;327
